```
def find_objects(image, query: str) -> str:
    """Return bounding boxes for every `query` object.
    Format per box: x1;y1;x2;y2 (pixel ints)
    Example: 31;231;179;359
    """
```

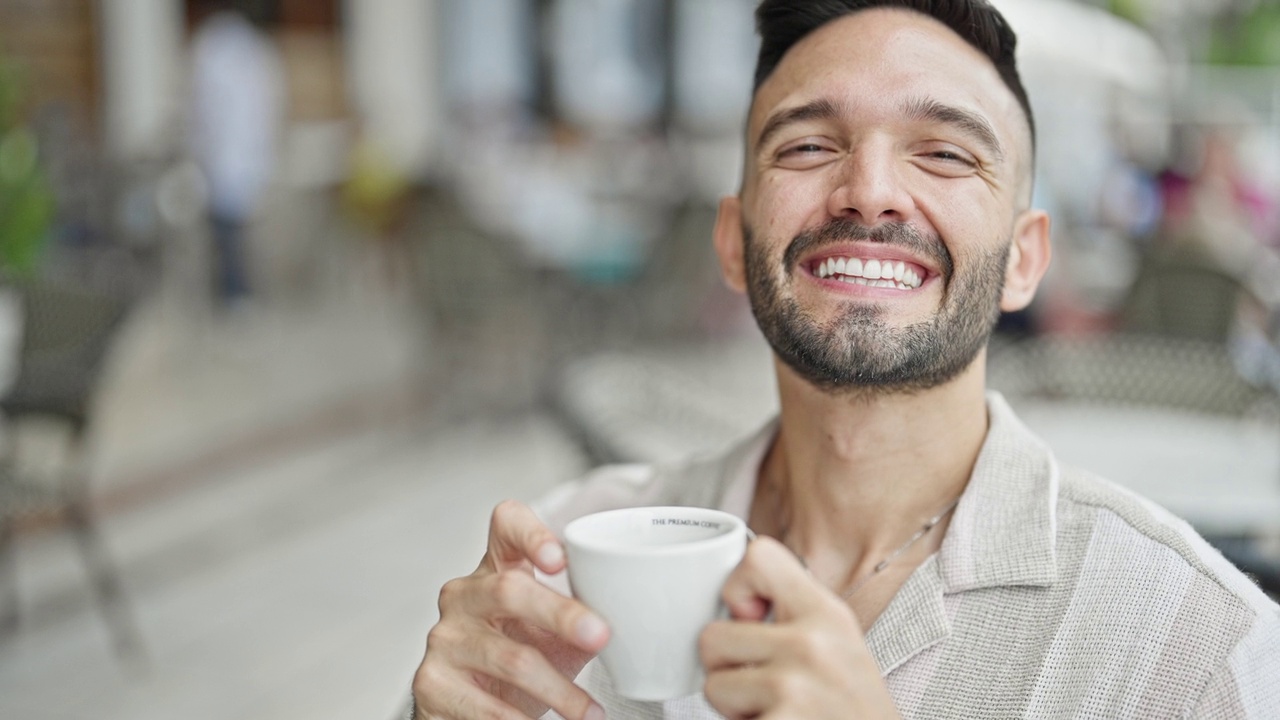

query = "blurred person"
548;0;666;132
411;2;1280;719
1158;126;1276;272
443;0;539;133
1148;125;1280;352
187;0;284;309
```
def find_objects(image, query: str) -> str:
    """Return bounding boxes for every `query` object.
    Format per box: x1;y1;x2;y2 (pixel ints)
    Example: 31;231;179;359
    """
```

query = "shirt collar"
714;392;1060;592
710;392;1059;675
936;392;1060;592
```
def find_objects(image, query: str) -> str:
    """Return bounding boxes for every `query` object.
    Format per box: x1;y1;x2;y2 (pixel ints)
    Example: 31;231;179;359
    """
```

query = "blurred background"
0;0;1276;718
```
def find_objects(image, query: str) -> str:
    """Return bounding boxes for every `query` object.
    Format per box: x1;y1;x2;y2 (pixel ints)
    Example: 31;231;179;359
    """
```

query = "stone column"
99;0;184;161
341;0;441;178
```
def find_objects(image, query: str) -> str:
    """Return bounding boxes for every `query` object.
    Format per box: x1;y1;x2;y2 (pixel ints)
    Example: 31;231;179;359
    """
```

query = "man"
188;0;284;308
412;1;1280;718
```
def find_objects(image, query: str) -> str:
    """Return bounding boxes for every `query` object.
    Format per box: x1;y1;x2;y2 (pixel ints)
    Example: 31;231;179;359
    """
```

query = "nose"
825;146;913;225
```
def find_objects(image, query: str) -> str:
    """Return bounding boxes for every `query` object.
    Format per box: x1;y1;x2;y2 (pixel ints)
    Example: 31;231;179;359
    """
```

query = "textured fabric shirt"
537;393;1280;719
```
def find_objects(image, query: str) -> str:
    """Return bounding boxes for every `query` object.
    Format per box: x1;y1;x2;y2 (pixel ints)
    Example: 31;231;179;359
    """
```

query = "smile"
812;257;924;290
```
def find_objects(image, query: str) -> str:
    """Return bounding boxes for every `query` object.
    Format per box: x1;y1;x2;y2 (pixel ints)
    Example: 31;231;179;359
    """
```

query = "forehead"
749;8;1029;161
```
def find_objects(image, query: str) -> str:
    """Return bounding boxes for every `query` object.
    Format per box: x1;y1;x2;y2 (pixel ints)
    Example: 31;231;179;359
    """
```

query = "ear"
1000;209;1052;313
713;195;748;293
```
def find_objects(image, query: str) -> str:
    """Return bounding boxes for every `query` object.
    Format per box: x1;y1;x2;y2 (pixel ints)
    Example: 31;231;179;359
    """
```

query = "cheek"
915;181;1010;249
753;173;833;238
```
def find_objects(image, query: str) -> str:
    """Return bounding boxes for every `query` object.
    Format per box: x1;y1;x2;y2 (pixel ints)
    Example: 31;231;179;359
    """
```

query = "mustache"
782;219;953;279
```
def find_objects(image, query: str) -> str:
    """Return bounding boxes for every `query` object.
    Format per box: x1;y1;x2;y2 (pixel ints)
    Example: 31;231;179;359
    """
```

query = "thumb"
722;536;828;623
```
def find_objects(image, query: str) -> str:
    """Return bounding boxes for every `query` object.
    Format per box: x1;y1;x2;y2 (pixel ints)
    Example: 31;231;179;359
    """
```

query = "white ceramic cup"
563;506;749;701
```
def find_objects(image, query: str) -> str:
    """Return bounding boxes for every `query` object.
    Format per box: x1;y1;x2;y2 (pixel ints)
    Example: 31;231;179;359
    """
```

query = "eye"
788;143;826;154
914;143;980;177
774;139;839;169
923;146;978;166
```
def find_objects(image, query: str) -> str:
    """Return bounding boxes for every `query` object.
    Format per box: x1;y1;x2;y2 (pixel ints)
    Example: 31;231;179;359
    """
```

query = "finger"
722;537;827;622
487;500;565;574
425;619;604;720
442;571;609;652
727;595;771;622
415;660;527;720
699;618;785;671
703;664;776;720
470;632;604;720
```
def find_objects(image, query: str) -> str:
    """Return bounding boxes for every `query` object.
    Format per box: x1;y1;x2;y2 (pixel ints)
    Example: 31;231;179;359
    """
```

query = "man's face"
727;8;1037;394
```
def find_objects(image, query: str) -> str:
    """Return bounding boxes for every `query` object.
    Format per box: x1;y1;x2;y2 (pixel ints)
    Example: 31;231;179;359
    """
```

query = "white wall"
99;0;184;161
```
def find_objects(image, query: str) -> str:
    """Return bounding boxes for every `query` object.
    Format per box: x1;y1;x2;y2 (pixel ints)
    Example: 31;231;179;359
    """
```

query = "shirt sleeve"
532;463;661;537
1190;609;1280;718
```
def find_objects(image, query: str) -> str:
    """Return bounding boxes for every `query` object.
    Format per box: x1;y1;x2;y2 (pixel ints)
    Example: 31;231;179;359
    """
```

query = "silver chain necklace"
783;496;961;599
838;497;960;598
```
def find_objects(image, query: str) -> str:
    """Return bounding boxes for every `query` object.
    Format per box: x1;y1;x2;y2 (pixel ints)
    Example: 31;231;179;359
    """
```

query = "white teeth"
815;256;924;289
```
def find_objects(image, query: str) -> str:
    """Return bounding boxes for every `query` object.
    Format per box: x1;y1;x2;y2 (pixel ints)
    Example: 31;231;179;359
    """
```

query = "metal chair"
988;333;1272;418
988;332;1280;598
0;277;145;660
1119;246;1247;344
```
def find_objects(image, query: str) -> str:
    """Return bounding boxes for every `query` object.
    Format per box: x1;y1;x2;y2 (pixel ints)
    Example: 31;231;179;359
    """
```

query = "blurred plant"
1206;2;1280;66
0;54;54;276
1107;0;1147;26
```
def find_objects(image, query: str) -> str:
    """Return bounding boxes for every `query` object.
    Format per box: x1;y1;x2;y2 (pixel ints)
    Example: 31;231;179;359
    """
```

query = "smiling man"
411;2;1280;719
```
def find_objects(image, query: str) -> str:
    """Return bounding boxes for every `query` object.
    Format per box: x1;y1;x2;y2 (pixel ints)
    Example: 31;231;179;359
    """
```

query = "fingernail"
538;542;565;568
576;614;608;646
584;702;606;720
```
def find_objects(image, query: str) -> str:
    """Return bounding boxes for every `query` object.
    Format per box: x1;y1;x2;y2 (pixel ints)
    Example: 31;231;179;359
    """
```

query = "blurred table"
1011;401;1280;536
557;334;778;466
557;334;1280;537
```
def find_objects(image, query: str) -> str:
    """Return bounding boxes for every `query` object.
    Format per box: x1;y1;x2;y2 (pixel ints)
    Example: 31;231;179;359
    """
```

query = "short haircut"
753;0;1035;148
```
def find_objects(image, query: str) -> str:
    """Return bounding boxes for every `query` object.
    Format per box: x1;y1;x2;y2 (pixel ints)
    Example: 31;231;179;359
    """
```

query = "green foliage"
1206;3;1280;66
0;55;53;276
1108;0;1147;27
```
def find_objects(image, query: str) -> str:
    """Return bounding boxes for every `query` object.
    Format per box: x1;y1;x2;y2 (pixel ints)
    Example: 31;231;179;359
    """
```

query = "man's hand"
413;501;609;720
699;537;901;720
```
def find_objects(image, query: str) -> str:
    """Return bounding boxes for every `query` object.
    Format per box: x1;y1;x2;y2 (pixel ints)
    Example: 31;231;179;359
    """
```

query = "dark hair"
753;0;1035;147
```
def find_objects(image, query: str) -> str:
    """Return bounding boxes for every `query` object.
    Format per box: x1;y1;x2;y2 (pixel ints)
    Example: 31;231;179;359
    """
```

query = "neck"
751;350;990;591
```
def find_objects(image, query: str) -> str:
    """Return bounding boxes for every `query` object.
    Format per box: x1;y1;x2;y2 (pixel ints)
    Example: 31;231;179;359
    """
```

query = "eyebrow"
754;98;844;151
901;97;1005;163
754;95;1007;164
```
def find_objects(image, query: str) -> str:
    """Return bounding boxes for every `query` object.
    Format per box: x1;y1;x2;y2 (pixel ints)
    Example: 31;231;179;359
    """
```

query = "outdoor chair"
1120;245;1248;344
0;277;144;660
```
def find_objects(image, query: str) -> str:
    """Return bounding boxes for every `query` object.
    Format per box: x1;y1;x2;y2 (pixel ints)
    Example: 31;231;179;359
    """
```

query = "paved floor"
1;410;587;720
0;206;593;719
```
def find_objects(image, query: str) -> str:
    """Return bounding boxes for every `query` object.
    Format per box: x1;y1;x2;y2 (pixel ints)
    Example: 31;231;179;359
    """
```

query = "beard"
743;217;1009;394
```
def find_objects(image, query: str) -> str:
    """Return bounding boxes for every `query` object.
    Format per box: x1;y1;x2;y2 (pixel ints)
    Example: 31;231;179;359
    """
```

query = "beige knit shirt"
537;393;1280;719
